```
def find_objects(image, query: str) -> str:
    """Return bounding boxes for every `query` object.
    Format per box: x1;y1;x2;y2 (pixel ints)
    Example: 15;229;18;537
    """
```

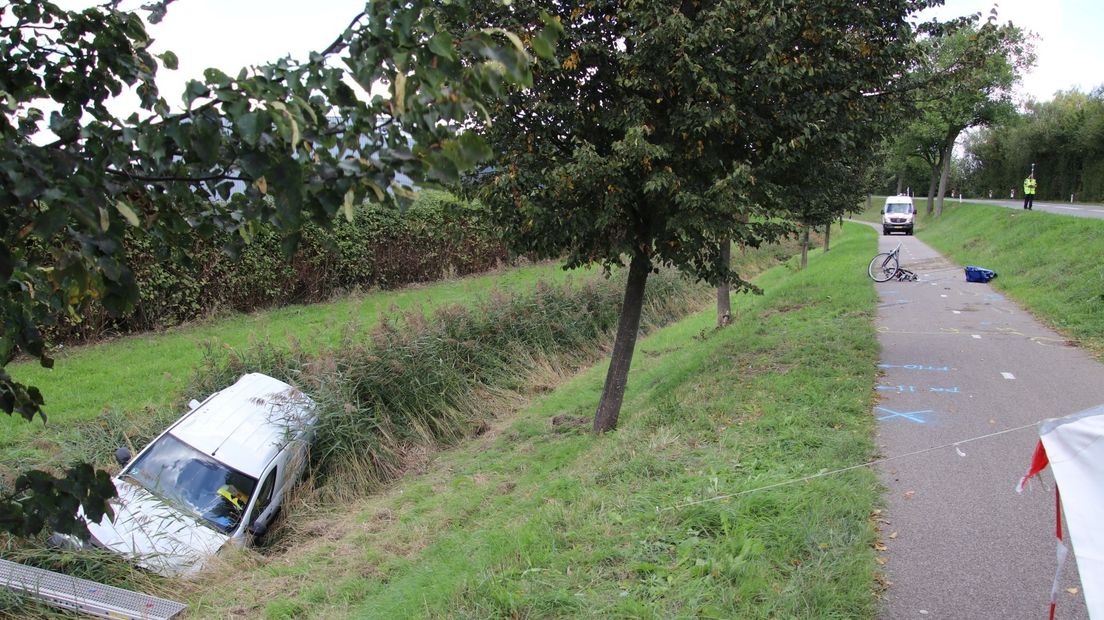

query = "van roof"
169;373;314;477
885;195;913;204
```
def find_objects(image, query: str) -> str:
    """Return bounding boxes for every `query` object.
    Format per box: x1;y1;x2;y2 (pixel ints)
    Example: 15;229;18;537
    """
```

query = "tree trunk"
800;224;810;269
925;170;939;215
823;222;831;252
593;252;651;433
896;175;904;195
715;239;731;328
935;144;952;217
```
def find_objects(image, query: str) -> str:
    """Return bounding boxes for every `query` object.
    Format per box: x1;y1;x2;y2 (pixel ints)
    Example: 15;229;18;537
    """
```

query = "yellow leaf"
342;188;355;223
114;199;140;227
364;180;385;202
1067;587;1079;594
394;72;407;115
889;532;898;539
98;206;110;232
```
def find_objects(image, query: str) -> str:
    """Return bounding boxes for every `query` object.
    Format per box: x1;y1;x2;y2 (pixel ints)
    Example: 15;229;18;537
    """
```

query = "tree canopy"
1;0;556;537
462;0;934;431
885;13;1032;214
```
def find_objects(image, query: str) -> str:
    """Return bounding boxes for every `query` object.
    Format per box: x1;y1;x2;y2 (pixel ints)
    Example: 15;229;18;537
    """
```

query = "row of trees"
962;88;1104;202
878;10;1034;215
3;0;1008;537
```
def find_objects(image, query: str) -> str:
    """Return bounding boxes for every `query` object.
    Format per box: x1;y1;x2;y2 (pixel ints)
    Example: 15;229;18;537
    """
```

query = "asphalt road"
871;233;1103;619
944;197;1104;220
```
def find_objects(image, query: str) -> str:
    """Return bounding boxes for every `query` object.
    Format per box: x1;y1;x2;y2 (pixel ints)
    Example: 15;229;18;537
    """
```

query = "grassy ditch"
0;261;578;471
858;197;1104;356
191;267;711;495
173;222;884;619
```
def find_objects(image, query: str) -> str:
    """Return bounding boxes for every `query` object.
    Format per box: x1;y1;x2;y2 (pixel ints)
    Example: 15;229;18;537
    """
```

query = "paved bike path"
871;233;1102;619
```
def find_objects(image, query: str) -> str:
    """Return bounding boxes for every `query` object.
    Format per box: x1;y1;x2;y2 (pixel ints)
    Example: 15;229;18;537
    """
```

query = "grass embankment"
858;197;1104;356
0;261;579;470
176;222;884;619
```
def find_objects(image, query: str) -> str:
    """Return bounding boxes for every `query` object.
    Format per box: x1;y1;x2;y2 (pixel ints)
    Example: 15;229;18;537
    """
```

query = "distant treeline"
963;88;1104;202
48;190;507;345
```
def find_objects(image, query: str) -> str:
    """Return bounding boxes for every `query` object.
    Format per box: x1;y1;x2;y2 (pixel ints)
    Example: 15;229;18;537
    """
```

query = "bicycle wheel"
868;253;898;282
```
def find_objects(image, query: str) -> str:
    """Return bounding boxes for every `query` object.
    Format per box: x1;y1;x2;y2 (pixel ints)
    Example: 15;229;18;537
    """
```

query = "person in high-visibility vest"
1023;174;1037;210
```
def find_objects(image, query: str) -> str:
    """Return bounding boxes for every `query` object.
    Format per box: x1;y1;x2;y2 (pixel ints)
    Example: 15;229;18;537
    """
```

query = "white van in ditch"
882;195;916;235
50;373;316;577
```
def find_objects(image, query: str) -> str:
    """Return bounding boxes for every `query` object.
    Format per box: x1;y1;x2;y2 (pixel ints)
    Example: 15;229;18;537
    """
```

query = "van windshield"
886;202;912;214
121;434;258;534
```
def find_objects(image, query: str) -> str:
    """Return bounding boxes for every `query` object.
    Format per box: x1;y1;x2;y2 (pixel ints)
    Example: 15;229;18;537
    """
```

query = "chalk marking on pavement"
875;407;933;424
879;363;950;372
876;385;959;394
658;421;1041;512
952;310;961;314
972;335;981;339
1001;372;1016;380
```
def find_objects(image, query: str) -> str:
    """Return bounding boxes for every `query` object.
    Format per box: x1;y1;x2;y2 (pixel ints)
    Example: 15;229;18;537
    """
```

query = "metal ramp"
0;558;186;619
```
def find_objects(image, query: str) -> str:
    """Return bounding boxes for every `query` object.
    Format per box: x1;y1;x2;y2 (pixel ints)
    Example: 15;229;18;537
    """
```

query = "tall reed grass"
190;270;707;499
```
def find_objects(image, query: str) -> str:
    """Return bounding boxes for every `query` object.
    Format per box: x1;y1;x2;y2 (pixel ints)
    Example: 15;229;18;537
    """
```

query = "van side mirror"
248;520;269;537
248;507;281;538
115;447;132;466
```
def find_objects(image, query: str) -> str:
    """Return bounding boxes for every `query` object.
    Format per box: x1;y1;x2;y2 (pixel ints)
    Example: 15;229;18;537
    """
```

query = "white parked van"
882;195;915;235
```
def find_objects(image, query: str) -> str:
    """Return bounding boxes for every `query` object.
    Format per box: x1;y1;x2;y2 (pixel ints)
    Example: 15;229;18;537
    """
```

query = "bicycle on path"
868;243;918;282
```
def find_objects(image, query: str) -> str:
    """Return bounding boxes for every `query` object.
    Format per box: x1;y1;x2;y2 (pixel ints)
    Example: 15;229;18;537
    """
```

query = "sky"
923;0;1104;102
58;0;1104;114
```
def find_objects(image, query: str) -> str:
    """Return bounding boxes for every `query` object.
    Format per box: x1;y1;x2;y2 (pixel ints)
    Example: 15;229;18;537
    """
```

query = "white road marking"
972;335;981;339
941;294;949;298
952;310;961;314
1001;372;1016;380
1052;206;1083;211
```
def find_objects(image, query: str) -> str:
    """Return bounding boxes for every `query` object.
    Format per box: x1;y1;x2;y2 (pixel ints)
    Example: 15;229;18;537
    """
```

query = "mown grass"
0;261;579;470
4;234;804;619
857;196;1104;356
174;222;884;619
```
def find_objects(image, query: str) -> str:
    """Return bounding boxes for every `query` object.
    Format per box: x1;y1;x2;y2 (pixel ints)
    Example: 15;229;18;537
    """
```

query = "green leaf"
455;132;493;166
98;206;110;232
158;50;178;70
236;111;265;146
428;32;457;61
531;29;556;60
183;80;209;107
114;199;140;226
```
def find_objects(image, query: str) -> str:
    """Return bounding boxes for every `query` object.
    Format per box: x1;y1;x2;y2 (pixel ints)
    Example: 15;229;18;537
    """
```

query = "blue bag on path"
964;266;997;283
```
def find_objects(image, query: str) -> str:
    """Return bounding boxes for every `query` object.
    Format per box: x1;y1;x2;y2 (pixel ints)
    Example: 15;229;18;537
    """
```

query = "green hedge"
49;191;507;343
